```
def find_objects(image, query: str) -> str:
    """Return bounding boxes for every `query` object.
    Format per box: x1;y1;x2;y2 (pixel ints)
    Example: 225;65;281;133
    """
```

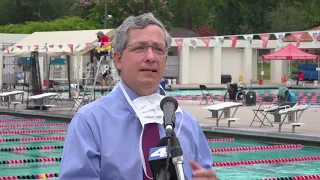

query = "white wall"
221;48;243;82
189;47;212;83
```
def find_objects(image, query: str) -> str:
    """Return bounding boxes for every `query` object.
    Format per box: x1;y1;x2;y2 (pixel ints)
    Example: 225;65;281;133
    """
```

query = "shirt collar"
118;81;161;101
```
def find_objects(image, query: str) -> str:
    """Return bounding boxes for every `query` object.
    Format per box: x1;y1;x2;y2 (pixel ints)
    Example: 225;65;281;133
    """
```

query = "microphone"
160;96;178;137
159;96;186;180
149;138;177;180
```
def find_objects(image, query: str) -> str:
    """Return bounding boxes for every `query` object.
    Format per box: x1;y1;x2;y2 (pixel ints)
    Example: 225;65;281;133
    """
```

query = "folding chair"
199;85;213;105
48;81;63;105
250;95;274;127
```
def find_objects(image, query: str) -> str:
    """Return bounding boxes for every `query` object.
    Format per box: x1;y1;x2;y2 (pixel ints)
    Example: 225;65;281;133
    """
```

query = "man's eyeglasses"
125;42;168;57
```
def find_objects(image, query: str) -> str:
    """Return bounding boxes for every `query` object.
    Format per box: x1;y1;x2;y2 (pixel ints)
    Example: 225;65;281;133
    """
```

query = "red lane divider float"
0;129;66;135
207;138;234;142
0;118;45;123
0;123;69;129
0;136;65;143
1;157;61;164
211;144;302;153
213;156;320;167
0;173;59;179
0;145;63;151
262;174;320;180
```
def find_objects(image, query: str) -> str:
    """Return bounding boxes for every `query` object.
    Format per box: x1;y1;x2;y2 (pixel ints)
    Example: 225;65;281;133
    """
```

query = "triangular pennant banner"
4;46;9;54
189;38;197;49
243;34;253;48
58;44;63;49
49;45;54;48
200;37;210;49
85;43;92;50
175;38;184;51
34;45;39;50
44;44;48;51
27;46;31;51
291;32;303;47
214;36;224;47
68;44;74;54
16;45;23;50
259;34;270;48
274;32;286;48
10;47;14;52
307;31;319;47
75;44;81;49
228;36;238;48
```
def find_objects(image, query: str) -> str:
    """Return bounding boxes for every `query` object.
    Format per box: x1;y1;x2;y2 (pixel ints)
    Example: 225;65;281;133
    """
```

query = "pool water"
60;88;320;97
166;89;320;96
0;116;320;180
209;139;320;179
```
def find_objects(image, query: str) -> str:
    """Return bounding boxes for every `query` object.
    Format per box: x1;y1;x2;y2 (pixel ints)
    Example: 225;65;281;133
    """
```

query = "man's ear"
113;52;122;71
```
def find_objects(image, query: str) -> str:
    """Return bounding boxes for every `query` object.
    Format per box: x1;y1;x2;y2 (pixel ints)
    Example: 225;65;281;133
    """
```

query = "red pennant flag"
34;45;39;50
229;36;238;48
175;39;184;51
291;32;303;47
68;44;74;54
85;43;92;50
4;46;9;54
200;37;211;49
49;45;54;48
16;45;23;50
259;34;270;48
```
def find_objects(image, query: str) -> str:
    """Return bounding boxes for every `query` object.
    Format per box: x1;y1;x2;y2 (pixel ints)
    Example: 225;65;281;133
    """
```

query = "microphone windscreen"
160;96;178;111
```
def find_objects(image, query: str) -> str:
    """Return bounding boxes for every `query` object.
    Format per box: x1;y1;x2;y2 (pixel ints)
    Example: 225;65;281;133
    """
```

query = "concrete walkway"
0;98;319;143
179;100;320;141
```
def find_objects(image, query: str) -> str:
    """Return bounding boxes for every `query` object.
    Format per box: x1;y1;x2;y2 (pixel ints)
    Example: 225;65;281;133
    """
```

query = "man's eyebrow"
130;41;165;45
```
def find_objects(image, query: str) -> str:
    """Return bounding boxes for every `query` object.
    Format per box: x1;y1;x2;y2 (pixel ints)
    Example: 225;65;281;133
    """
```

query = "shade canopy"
3;29;115;57
262;44;319;61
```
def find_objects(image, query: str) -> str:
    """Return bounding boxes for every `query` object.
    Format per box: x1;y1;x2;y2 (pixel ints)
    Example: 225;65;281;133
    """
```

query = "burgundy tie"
142;123;160;180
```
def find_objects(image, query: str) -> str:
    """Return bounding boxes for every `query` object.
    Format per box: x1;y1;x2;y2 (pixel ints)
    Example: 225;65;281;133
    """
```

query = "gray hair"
111;13;172;75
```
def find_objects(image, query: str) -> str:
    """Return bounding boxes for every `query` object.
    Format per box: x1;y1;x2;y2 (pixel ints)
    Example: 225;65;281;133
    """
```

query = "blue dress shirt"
59;82;213;180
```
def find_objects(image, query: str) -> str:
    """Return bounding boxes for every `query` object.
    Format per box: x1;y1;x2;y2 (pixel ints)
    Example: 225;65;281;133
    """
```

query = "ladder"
89;54;111;102
70;51;111;111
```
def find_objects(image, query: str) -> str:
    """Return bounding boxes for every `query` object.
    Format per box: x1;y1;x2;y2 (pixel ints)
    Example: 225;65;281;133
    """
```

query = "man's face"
114;25;167;95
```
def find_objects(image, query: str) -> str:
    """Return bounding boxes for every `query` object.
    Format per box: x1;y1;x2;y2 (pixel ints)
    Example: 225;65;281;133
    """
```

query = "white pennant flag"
214;36;224;47
308;31;319;46
243;34;254;48
274;32;286;48
189;38;197;49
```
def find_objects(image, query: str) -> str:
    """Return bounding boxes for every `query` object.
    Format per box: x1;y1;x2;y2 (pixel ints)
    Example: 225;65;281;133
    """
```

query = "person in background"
297;70;304;85
59;13;216;180
90;31;110;62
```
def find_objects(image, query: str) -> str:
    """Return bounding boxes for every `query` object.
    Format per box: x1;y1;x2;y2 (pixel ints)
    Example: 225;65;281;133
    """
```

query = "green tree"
0;16;101;34
265;1;308;32
0;0;77;25
73;0;173;29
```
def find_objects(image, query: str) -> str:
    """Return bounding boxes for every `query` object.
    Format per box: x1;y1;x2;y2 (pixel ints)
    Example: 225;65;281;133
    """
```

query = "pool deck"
5;81;320;93
169;81;320;90
0;98;319;145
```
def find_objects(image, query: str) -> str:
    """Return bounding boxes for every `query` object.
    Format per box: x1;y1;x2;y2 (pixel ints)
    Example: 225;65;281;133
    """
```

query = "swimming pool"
209;138;320;179
166;88;320;96
60;88;320;97
0;116;319;179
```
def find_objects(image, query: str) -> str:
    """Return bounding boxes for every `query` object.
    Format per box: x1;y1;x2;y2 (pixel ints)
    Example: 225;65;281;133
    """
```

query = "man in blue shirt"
59;13;216;180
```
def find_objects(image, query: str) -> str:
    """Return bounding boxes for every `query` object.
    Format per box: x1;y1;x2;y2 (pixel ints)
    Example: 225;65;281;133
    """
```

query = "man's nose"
144;47;157;61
